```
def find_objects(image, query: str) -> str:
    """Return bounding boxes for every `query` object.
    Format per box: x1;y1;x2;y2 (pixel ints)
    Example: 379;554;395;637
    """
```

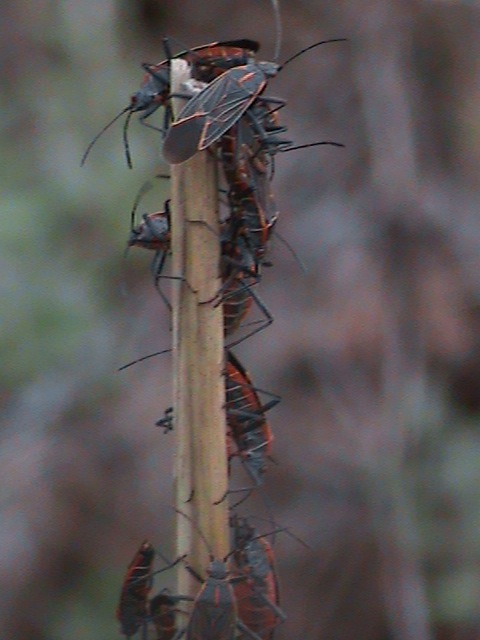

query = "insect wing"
214;39;259;52
174;65;262;122
226;352;262;426
117;541;155;636
162;113;209;164
233;531;282;640
197;68;266;150
188;40;259;82
234;580;278;640
162;39;259;69
186;583;237;640
242;428;273;482
248;537;280;599
222;278;254;336
163;66;265;164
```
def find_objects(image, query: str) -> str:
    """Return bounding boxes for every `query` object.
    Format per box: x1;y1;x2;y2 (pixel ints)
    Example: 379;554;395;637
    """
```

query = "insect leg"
155;406;173;433
224;284;273;348
235;618;269;640
151;251;173;312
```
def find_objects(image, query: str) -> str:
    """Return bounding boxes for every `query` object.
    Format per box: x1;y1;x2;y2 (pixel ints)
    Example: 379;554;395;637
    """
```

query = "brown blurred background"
1;0;480;638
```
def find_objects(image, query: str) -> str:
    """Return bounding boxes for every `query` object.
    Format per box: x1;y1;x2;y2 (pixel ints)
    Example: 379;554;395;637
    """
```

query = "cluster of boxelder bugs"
116;512;291;640
83;2;344;637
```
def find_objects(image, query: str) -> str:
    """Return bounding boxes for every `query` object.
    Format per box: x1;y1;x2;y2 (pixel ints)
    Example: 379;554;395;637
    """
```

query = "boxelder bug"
128;207;171;251
155;350;279;491
117;541;187;638
167;509;266;640
126;186;172;310
130;39;259;124
182;557;238;640
225;351;279;490
186;40;259;83
217;223;275;345
117;540;155;638
220;98;289;187
230;516;285;640
220;274;272;344
162;61;281;165
80;39;259;168
150;591;179;640
219;96;342;273
223;156;278;273
128;197;273;345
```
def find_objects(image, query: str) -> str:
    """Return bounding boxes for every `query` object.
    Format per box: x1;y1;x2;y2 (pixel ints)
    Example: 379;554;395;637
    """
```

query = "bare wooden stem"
170;59;229;602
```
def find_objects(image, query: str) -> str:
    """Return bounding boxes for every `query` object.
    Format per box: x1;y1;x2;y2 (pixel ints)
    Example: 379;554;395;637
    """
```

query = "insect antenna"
279;37;348;71
123;109;134;168
117;348;172;372
80;106;130;166
245;514;312;550
270;0;283;62
129;181;153;232
162;36;174;61
280;140;344;152
228;490;254;510
265;139;343;179
174;507;215;559
272;230;308;274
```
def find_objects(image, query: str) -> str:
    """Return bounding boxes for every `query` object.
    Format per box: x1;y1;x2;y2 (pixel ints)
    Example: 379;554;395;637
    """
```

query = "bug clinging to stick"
150;591;179;640
80;39;259;168
116;540;155;638
230;515;285;640
168;508;268;640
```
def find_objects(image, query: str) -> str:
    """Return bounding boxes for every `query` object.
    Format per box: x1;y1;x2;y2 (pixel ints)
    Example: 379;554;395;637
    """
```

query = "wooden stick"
170;59;229;601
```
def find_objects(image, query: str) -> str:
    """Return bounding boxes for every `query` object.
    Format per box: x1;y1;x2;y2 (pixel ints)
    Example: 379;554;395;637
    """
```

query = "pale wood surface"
170;59;229;602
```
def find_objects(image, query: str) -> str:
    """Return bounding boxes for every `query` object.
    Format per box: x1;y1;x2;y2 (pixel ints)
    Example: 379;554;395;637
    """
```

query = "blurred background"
1;0;480;638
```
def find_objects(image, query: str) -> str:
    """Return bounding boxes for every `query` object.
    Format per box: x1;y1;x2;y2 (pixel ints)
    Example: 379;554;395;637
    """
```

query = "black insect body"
128;209;171;251
117;541;155;638
187;40;259;83
220;100;290;186
164;509;268;640
218;101;281;277
129;203;272;343
230;517;285;640
183;558;237;640
150;591;179;640
130;40;260;128
156;350;278;488
225;351;279;488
